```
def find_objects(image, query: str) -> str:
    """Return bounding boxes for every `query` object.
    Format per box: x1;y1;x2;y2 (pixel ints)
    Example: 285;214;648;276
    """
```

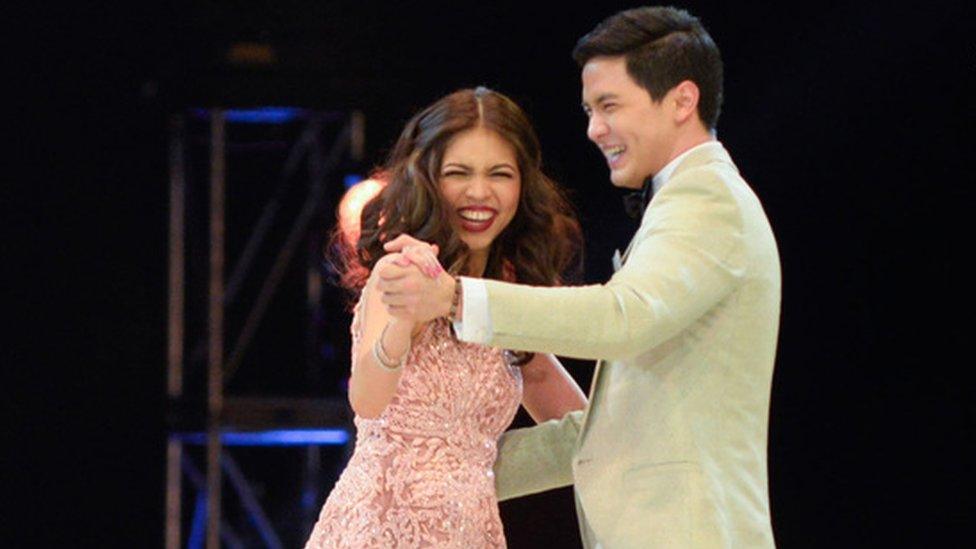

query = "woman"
305;87;586;548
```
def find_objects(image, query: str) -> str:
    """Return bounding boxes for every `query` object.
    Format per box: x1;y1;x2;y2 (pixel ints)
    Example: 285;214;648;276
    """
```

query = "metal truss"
165;108;363;549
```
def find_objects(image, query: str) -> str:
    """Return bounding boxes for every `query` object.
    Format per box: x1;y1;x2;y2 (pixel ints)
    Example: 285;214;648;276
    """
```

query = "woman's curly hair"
331;87;582;297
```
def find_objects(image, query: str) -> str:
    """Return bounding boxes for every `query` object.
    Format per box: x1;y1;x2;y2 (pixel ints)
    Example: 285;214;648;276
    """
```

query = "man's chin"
609;171;642;190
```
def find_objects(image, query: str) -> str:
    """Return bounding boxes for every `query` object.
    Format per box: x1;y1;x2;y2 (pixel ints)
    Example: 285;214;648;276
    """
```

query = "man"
378;6;780;548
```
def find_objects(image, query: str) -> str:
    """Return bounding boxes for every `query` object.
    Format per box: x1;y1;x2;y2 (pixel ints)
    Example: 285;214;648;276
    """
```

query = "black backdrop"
8;1;971;546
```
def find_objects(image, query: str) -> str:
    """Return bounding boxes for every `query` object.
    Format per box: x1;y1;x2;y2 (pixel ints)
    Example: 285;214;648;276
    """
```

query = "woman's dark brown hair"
332;86;581;295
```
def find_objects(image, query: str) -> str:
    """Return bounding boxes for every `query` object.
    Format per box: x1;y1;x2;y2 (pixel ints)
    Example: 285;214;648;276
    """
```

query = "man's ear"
671;80;700;124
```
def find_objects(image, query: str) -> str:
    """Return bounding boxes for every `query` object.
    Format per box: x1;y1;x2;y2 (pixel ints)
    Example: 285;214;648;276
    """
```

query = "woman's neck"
466;249;488;278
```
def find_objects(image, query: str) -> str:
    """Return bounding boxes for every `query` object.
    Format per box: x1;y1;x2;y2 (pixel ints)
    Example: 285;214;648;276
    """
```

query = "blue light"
228;107;304;123
175;428;350;446
344;174;364;188
188;495;206;549
191;107;305;124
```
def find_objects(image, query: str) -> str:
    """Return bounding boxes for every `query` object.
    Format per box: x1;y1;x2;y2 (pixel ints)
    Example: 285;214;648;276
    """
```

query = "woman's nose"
464;176;491;199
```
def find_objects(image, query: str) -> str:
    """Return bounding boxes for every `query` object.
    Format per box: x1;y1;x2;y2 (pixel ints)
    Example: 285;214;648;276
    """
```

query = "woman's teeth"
459;210;494;221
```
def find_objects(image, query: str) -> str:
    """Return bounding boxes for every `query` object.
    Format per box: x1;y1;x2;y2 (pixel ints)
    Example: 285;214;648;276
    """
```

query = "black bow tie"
623;177;655;219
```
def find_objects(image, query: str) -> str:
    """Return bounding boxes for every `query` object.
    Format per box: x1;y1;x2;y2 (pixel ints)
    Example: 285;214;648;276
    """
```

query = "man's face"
581;56;677;190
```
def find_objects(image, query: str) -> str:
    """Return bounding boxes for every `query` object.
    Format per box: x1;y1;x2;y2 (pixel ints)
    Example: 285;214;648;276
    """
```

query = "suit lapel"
579;199;647;443
577;358;604;445
619;228;641;266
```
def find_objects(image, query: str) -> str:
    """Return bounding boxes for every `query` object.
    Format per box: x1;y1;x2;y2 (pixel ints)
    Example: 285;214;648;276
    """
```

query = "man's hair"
573;6;724;129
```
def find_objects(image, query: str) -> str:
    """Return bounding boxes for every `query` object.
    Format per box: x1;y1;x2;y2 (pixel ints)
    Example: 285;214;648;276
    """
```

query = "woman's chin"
460;236;494;255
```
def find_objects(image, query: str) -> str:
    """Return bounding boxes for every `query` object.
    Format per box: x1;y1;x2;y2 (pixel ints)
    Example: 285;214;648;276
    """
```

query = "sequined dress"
304;292;523;548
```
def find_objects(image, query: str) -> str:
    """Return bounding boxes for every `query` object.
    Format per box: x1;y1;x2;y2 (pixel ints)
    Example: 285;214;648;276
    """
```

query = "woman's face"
438;127;521;256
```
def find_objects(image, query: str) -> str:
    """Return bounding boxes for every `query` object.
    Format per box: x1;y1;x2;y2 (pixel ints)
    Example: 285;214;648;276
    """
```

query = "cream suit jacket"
489;143;781;548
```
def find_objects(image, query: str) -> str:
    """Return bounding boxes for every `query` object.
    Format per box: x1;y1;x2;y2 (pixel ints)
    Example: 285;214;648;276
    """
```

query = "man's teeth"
605;146;625;159
460;210;494;222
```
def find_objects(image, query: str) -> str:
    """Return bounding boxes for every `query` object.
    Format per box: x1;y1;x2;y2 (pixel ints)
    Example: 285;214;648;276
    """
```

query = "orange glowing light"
338;178;385;246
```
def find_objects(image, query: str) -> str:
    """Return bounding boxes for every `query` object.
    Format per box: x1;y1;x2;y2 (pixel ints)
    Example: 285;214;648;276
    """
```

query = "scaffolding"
165;108;364;548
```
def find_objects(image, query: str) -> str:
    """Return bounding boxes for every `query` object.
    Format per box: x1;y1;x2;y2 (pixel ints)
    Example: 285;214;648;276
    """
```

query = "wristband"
448;276;461;321
372;323;408;371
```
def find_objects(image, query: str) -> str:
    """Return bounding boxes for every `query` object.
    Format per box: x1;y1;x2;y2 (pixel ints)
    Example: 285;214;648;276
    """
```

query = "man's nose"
587;113;608;142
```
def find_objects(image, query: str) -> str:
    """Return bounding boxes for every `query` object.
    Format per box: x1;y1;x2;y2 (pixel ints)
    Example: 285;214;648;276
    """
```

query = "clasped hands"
376;235;456;324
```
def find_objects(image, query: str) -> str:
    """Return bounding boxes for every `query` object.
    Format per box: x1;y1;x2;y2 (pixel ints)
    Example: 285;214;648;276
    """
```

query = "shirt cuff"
453;276;492;344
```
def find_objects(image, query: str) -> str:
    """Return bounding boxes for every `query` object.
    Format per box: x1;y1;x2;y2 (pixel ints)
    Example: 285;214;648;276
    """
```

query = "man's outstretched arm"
381;172;746;362
493;410;583;501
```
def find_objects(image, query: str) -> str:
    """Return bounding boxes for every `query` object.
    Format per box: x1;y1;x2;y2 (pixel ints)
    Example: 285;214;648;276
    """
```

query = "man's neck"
652;133;720;191
664;129;715;168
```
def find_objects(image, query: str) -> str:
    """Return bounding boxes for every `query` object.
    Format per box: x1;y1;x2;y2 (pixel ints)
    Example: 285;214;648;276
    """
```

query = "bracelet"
448;276;461;321
372;323;409;372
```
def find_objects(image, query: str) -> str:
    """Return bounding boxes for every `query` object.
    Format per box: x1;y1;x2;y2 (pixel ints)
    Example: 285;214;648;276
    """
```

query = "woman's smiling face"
438;126;521;257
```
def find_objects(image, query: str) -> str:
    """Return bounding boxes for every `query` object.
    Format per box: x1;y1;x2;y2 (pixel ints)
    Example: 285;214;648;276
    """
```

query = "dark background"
8;0;972;547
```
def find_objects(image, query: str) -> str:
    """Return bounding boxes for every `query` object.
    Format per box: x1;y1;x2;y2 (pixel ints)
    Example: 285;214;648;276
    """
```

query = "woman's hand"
377;258;455;324
385;235;442;278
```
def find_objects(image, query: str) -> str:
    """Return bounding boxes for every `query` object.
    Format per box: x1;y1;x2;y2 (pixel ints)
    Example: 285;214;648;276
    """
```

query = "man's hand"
377;257;455;324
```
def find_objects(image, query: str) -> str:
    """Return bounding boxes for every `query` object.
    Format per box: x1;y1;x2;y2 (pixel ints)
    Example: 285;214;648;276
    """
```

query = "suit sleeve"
493;410;583;500
484;171;746;361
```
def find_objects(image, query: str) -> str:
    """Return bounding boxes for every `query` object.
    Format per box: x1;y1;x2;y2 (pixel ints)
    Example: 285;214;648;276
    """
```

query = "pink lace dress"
304;294;523;548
